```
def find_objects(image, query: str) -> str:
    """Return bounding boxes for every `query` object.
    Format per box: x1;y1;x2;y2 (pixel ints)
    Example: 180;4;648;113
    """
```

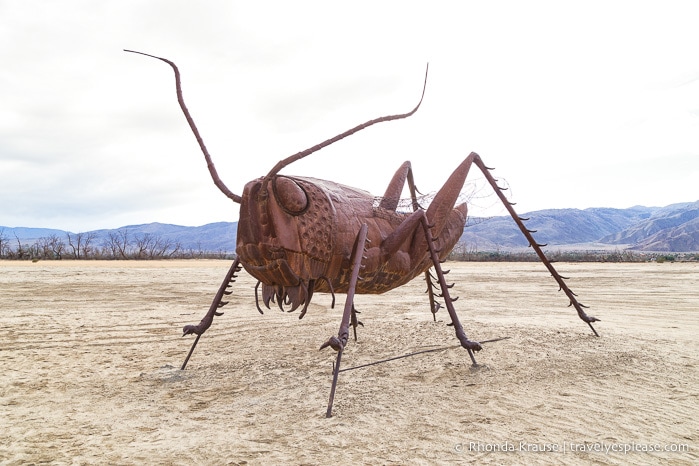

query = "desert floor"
1;260;697;465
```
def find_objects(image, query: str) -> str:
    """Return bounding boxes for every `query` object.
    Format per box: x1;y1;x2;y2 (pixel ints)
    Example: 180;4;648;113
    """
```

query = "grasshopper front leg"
180;258;242;369
320;224;369;418
419;213;482;363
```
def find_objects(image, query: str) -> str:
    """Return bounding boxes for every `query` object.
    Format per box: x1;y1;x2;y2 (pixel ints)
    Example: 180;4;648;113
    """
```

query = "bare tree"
14;234;27;259
133;233;154;259
66;231;96;259
81;232;97;258
27;242;41;260
118;232;176;260
169;241;182;258
0;229;8;258
146;236;174;258
66;232;84;259
103;232;120;258
108;229;131;259
48;234;66;259
38;236;53;259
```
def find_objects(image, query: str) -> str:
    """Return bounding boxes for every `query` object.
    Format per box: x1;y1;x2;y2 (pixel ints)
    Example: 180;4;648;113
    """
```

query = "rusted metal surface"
126;50;600;417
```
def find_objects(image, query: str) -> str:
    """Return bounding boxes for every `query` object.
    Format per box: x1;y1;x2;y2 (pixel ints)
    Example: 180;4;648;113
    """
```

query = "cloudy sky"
2;1;698;232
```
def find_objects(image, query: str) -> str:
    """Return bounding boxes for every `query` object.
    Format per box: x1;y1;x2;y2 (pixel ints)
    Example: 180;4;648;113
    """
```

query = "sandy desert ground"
1;259;697;465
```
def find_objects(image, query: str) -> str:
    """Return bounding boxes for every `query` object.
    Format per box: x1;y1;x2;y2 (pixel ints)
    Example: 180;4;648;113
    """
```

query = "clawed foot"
319;336;344;352
182;324;203;336
182;311;223;337
580;312;601;337
459;335;483;352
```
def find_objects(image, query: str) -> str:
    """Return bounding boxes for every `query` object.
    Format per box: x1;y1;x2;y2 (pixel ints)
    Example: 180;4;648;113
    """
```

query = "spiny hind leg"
424;154;481;238
379;161;420;211
467;151;601;335
378;161;449;320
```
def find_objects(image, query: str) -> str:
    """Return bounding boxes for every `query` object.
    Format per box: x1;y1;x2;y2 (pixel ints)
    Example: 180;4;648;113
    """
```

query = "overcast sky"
2;1;698;232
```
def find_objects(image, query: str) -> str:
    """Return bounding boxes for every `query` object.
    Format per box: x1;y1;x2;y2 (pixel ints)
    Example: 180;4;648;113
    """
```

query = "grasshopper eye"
273;176;309;215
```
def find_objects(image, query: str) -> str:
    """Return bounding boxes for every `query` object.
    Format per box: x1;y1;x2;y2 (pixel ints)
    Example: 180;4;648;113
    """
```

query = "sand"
1;259;697;465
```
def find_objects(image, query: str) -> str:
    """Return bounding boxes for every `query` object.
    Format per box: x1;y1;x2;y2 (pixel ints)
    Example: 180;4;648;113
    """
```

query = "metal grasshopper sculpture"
126;50;600;417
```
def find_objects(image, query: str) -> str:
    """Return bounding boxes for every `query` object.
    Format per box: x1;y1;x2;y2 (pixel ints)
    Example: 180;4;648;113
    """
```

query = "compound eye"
273;176;308;215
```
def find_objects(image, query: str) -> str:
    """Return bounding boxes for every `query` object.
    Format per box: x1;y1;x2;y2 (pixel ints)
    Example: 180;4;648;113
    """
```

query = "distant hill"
3;200;698;255
1;227;68;243
599;201;699;252
460;206;660;250
2;222;238;254
460;201;699;252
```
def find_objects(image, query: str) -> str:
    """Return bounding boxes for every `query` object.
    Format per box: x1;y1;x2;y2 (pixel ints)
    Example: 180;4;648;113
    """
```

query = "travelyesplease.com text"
455;441;690;455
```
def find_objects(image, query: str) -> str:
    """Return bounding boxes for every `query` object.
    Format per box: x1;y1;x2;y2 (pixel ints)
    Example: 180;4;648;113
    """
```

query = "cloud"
2;1;699;231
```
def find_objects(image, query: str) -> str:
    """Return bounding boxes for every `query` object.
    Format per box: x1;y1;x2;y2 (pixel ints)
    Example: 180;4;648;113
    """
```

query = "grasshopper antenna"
124;49;242;203
263;63;429;182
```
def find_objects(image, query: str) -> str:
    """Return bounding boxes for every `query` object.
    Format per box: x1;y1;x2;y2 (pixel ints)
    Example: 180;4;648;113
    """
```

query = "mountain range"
3;222;238;254
3;200;698;253
462;200;699;252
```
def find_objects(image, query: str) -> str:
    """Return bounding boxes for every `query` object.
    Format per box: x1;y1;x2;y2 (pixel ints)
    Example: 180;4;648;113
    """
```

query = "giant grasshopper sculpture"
126;50;600;417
